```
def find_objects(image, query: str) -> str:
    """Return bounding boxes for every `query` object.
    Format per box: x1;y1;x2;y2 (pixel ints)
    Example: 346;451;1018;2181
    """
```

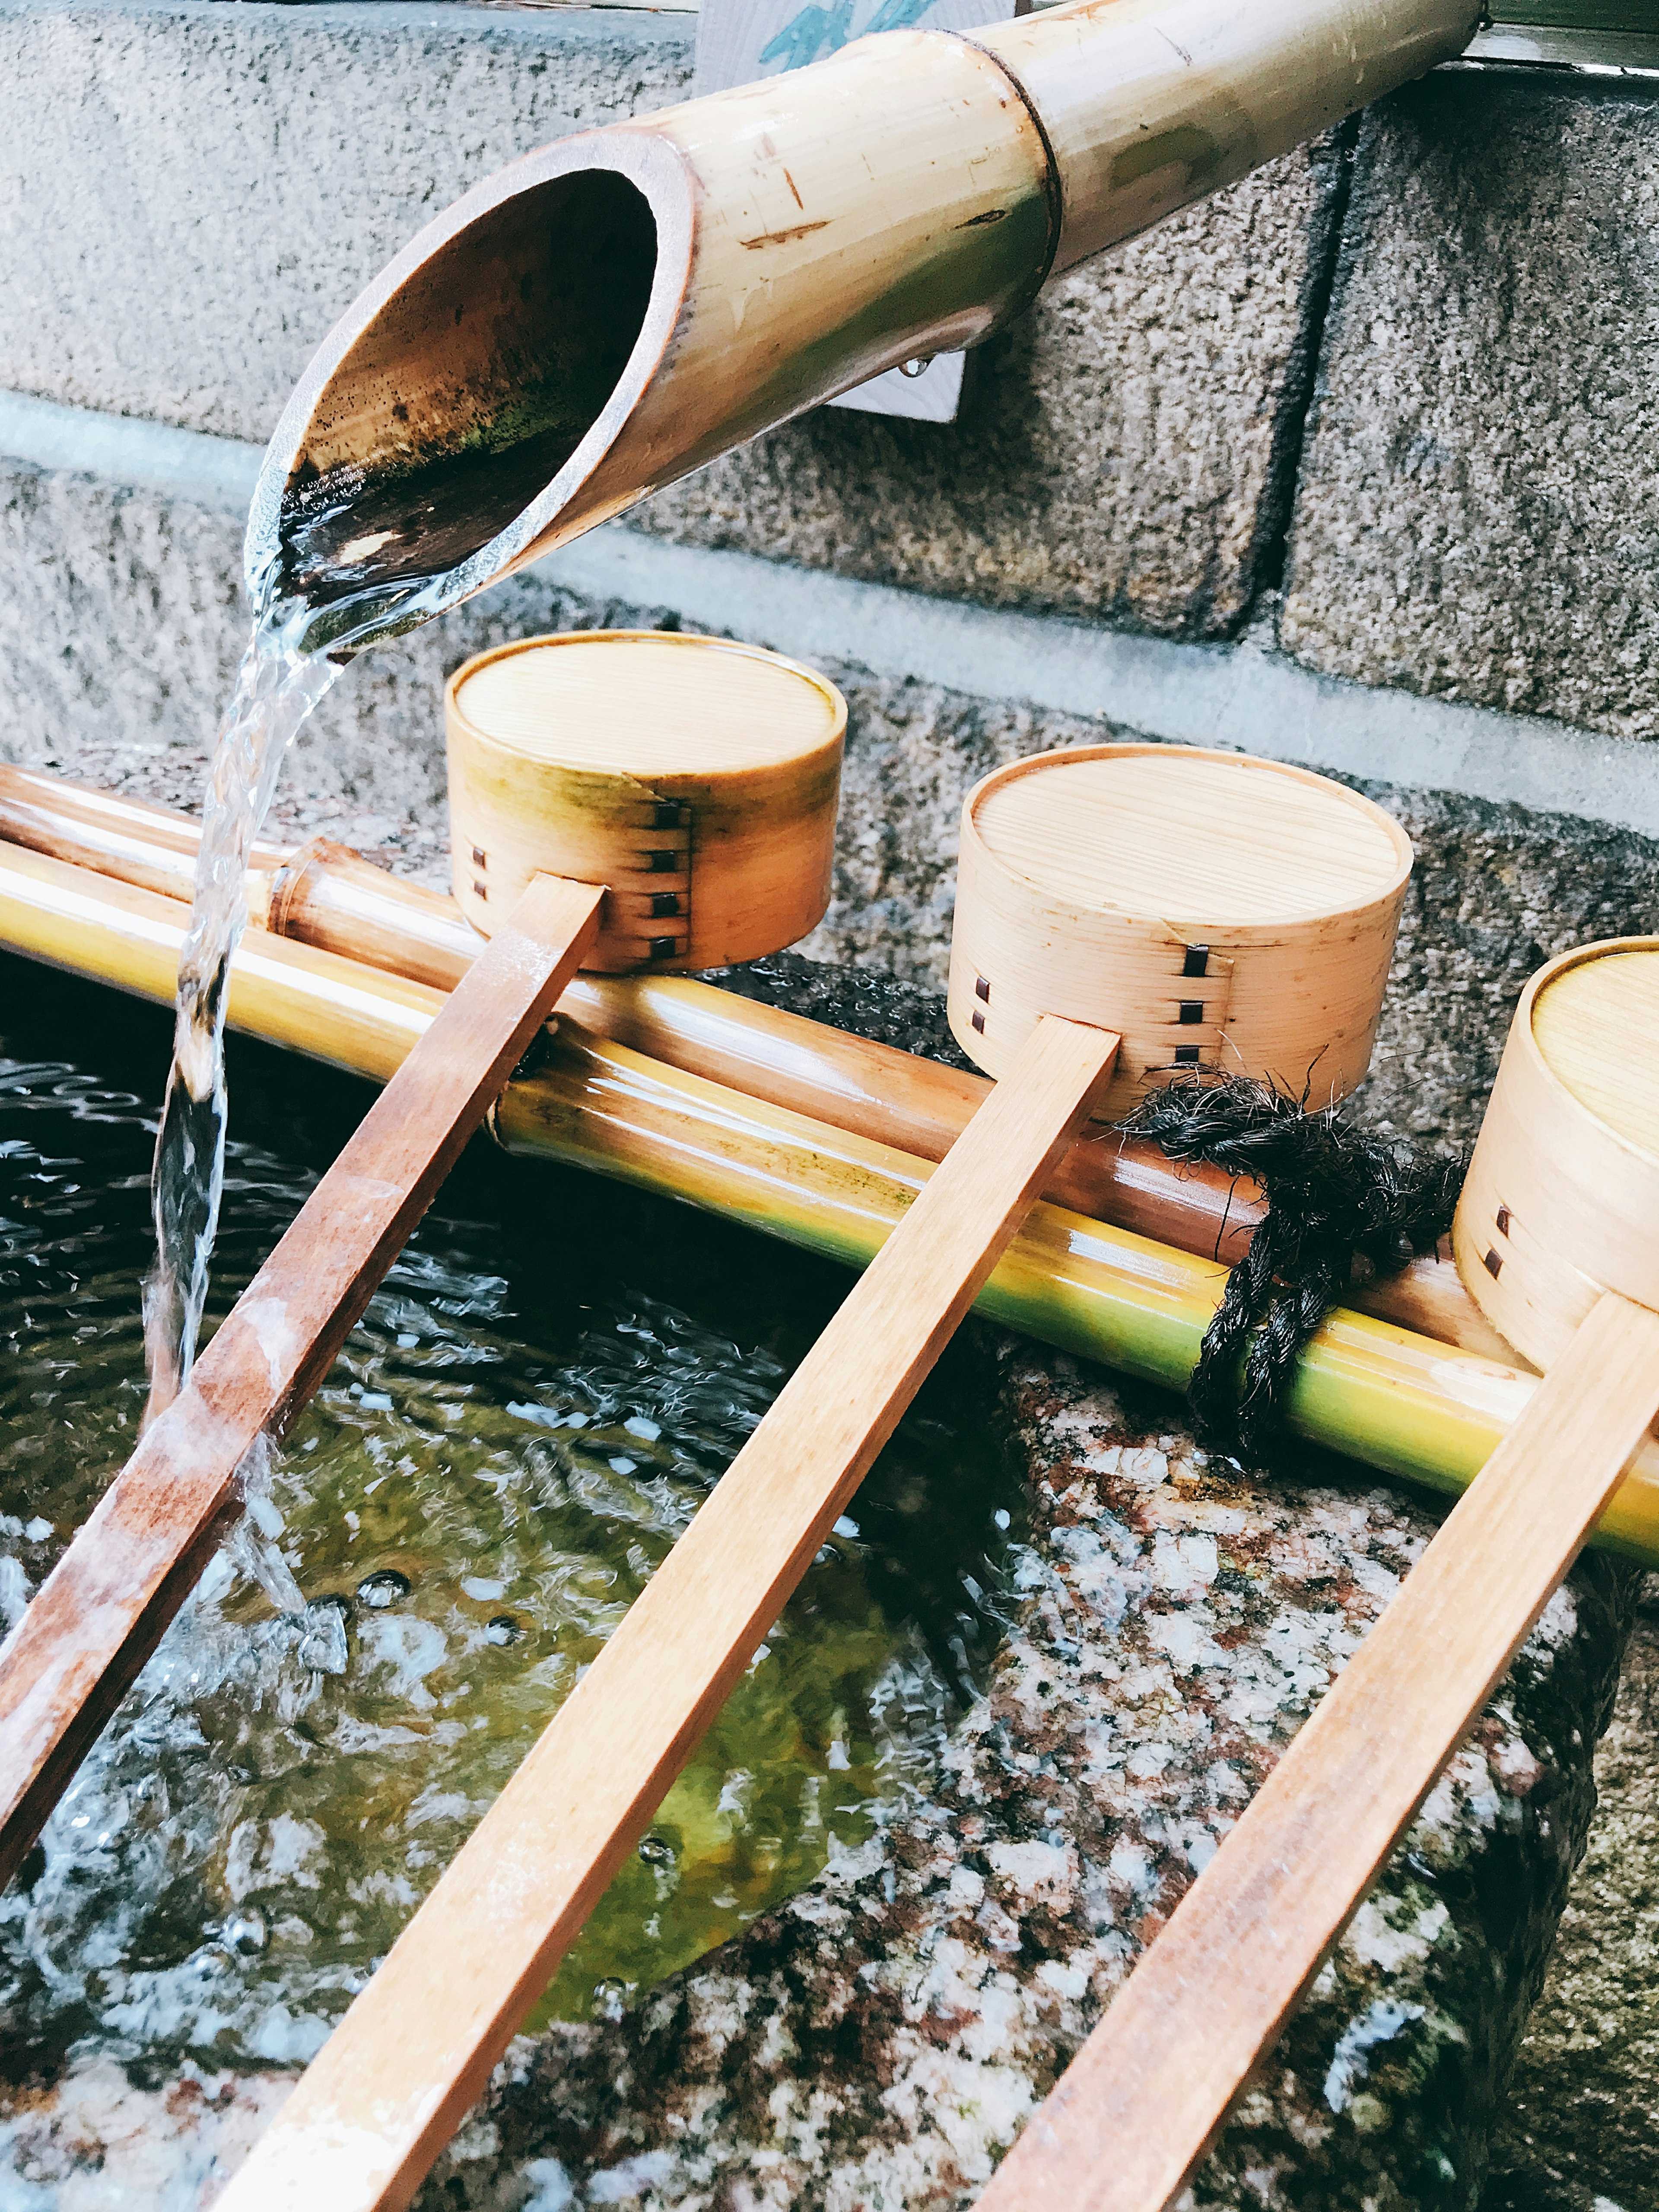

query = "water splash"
141;569;341;1418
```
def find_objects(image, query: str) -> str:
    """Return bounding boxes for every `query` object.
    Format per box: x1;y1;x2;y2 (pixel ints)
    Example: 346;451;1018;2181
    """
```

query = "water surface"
0;958;1020;2085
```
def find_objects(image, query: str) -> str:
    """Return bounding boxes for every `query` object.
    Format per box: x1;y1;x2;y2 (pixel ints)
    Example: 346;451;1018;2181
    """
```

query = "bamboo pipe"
975;940;1659;2212
0;765;1509;1360
0;833;1655;1563
246;0;1479;625
0;873;606;1893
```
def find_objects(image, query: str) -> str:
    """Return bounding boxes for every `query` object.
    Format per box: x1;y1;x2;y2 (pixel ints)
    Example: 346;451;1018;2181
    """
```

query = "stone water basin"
0;951;1643;2211
0;956;1017;2142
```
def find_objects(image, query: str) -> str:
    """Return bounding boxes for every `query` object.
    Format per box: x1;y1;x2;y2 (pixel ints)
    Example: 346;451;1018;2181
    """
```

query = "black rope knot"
1118;1075;1466;1458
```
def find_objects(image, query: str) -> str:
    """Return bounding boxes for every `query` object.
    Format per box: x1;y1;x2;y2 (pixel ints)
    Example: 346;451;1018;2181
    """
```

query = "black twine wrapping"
1118;1075;1466;1458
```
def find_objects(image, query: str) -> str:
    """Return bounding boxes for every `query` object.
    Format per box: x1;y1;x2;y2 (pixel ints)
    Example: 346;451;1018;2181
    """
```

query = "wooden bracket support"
0;872;604;1892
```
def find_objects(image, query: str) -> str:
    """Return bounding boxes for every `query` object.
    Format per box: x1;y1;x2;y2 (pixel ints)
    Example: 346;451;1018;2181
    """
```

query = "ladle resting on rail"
215;739;1413;2209
976;938;1659;2212
0;630;847;1891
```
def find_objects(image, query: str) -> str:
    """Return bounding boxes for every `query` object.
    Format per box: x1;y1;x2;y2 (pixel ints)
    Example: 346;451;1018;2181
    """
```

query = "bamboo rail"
0;766;1510;1360
1;830;1656;1565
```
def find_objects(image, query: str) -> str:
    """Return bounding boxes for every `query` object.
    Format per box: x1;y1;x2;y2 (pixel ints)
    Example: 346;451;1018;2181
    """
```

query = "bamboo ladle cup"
0;629;846;1889
975;934;1659;2212
216;741;1411;2212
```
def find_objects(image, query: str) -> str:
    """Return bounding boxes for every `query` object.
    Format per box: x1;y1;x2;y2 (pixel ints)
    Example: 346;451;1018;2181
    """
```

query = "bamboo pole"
2;835;1653;1563
0;873;605;1891
244;0;1479;622
0;766;1509;1360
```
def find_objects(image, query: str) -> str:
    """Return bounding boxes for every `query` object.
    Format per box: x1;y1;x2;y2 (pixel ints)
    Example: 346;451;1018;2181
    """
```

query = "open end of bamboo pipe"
245;0;1480;626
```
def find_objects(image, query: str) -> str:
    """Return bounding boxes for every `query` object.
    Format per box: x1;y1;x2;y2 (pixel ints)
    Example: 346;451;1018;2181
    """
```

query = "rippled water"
0;959;1021;2085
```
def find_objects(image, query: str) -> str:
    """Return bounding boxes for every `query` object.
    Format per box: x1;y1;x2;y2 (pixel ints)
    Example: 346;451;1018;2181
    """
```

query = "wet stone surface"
402;1355;1636;2212
1488;1596;1659;2212
0;1357;1638;2209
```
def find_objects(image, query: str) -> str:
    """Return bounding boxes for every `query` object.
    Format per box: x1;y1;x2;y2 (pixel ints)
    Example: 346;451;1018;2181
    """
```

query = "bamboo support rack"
1;797;1650;1542
0;760;1512;1359
979;938;1659;2212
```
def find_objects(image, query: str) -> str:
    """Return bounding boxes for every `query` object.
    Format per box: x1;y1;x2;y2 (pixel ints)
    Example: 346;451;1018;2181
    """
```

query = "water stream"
141;490;477;1418
2;965;1022;2091
51;413;1019;2150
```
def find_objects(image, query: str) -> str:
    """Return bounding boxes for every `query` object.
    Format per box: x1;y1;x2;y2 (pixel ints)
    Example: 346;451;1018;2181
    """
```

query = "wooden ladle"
0;629;847;1888
215;741;1411;2212
974;935;1659;2212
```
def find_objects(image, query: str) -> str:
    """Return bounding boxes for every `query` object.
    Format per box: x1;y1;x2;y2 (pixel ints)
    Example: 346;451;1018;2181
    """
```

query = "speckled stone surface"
632;138;1346;641
406;1355;1634;2212
1280;76;1659;744
1488;1596;1659;2212
0;1354;1637;2209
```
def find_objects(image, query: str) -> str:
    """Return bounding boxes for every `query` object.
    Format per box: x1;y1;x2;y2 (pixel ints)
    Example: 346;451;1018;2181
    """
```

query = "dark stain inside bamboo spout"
278;423;583;630
273;168;661;636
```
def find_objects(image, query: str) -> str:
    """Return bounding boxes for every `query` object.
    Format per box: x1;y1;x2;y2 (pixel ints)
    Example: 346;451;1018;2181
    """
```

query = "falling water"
140;570;343;1418
140;434;554;1418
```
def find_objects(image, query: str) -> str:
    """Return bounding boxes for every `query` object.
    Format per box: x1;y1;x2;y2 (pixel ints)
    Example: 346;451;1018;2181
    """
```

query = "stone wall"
1282;74;1659;744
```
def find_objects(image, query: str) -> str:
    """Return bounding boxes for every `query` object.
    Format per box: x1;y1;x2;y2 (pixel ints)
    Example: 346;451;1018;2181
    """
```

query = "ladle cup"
974;935;1659;2212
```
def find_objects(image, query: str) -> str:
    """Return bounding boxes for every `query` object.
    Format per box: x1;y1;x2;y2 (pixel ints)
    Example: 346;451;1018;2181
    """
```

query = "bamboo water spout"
247;0;1479;625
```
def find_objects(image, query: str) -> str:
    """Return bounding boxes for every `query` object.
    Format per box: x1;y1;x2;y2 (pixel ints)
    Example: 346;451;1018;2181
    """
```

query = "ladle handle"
213;1012;1122;2212
0;872;605;1891
975;1284;1659;2212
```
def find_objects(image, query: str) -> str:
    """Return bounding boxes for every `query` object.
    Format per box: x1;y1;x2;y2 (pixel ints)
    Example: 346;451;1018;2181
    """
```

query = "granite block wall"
1281;73;1659;744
